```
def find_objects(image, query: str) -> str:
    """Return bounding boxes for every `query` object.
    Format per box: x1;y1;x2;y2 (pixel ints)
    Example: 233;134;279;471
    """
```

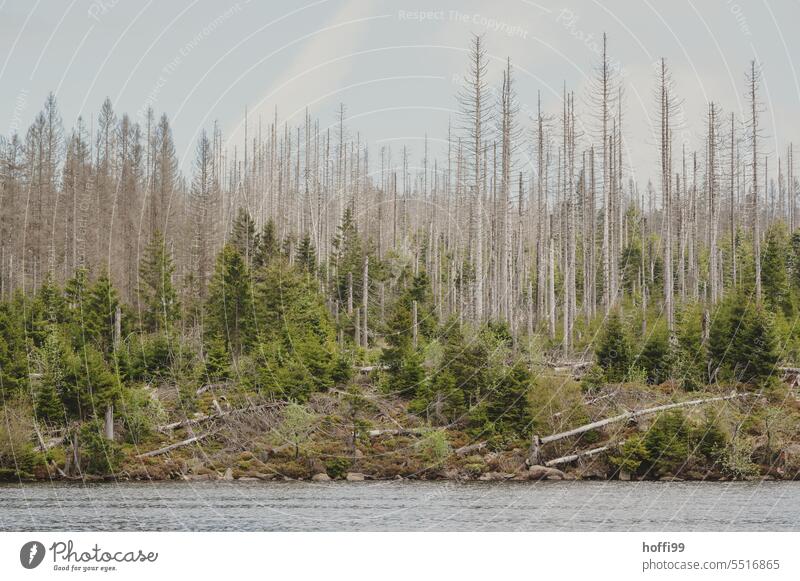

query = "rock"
527;465;565;481
780;443;800;476
478;471;513;481
345;472;365;481
184;473;216;481
223;468;234;481
659;476;684;482
575;466;608;480
236;477;259;481
394;474;404;480
312;473;331;482
619;469;631;481
441;468;460;480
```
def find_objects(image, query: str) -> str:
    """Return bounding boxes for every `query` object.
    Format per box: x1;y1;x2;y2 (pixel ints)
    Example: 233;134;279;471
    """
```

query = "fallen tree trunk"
541;393;745;445
158;403;280;432
530;392;746;464
159;413;216;432
356;365;388;373
367;428;426;438
545;444;613;467
137;431;215;458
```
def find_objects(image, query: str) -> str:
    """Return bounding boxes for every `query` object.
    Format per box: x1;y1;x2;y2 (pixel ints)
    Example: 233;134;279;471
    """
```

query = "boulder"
618;469;631;481
312;473;331;482
527;465;565;481
478;471;514;481
345;472;365;481
222;468;234;481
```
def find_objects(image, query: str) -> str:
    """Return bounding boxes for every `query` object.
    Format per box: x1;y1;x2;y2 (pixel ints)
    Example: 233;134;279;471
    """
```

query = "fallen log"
549;360;592;374
159;413;216;432
356;365;388;373
158;402;280;432
540;392;745;445
530;392;746;464
367;427;426;438
137;431;215;458
545;444;613;467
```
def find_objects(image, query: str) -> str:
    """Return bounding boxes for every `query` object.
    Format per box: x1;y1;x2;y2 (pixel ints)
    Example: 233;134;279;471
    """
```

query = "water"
1;481;797;531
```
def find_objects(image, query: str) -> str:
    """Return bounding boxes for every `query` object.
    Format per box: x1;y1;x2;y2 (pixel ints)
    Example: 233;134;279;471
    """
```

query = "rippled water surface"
1;481;797;531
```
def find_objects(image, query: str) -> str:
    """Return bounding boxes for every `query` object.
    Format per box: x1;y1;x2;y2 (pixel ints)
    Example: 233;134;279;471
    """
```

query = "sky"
1;0;799;185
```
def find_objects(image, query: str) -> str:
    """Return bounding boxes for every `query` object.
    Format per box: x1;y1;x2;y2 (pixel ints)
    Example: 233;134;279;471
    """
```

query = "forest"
1;34;799;483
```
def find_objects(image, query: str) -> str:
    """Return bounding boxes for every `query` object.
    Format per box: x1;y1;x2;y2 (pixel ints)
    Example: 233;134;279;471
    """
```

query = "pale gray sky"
1;0;798;183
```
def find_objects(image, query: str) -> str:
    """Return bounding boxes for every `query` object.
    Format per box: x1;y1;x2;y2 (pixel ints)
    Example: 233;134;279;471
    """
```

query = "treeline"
2;33;800;478
1;35;798;349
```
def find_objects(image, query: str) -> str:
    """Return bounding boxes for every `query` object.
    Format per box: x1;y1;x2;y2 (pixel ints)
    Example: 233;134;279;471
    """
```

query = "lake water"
1;481;798;531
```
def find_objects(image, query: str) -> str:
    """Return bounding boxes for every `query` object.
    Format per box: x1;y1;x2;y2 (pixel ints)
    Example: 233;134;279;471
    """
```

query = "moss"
268;460;311;480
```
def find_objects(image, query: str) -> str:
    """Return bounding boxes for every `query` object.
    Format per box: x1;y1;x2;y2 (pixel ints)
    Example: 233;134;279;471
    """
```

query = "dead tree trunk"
529;392;746;463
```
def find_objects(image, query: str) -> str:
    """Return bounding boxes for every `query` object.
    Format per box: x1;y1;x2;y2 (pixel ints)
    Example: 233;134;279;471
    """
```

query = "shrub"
272;402;318;459
119;387;166;444
325;457;351;479
595;311;634;382
79;420;123;474
415;429;451;467
610;435;649;474
642;411;692;476
0;398;43;478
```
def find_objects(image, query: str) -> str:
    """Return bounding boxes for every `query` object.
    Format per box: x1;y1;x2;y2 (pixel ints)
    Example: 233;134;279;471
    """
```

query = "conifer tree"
595;311;633;382
230;207;258;267
482;360;533;439
205;244;254;356
254;219;279;269
295;233;316;275
83;273;120;354
0;304;30;398
761;223;791;316
138;231;180;333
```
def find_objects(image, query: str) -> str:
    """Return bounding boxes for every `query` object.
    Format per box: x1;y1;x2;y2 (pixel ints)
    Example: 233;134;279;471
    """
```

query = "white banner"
0;532;797;580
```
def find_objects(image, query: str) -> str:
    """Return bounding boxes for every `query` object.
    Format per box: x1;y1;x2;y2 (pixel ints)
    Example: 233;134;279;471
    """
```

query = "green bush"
324;457;351;479
0;398;45;479
595;311;634;383
79;420;123;475
415;429;451;467
119;387;166;444
610;435;649;474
